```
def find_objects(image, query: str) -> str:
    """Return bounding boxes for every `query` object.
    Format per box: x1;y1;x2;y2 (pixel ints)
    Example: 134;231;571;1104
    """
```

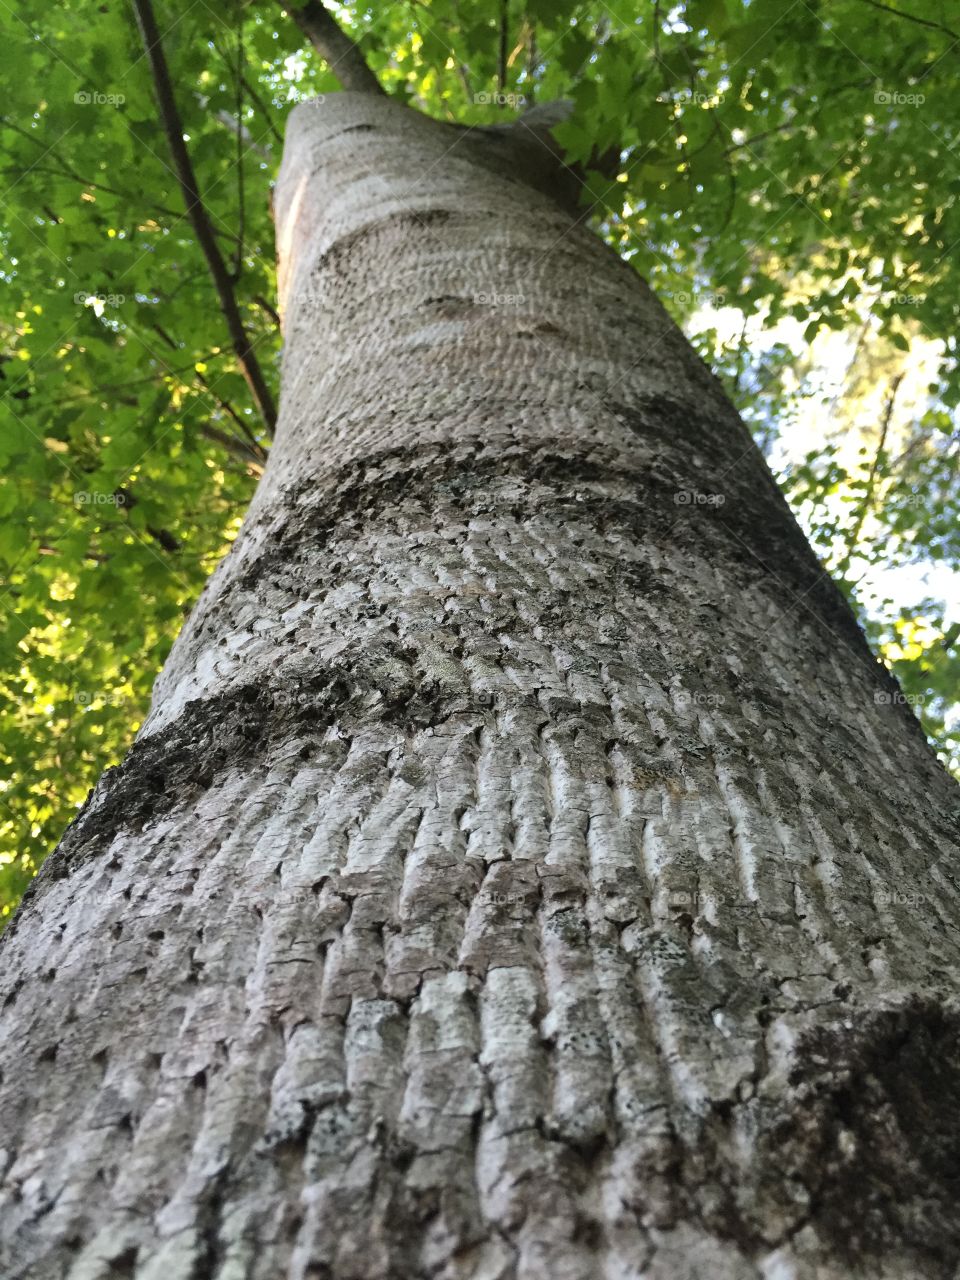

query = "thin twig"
130;0;277;434
198;420;266;470
855;0;958;40
137;325;266;466
243;74;284;143
211;111;271;160
732;313;750;395
498;0;508;92
254;294;282;327
844;372;905;562
0;120;238;234
234;17;245;283
723;78;876;156
674;38;734;228
20;357;223;408
288;0;385;94
210;37;284;143
148;323;267;460
196;373;266;457
525;20;537;104
448;0;476;101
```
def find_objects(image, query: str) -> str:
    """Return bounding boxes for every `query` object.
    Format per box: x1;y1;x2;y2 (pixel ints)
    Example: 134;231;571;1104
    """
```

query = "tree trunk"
2;92;959;1280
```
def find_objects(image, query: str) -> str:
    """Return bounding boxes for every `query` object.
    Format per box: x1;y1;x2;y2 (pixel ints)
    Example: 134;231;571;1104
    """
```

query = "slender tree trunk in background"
2;93;959;1280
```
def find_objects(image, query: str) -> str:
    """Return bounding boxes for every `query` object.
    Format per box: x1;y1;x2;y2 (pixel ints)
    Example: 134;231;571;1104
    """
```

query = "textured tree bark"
2;92;960;1280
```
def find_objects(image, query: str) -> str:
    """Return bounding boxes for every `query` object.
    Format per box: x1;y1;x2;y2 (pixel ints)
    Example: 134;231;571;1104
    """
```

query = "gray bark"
1;92;959;1280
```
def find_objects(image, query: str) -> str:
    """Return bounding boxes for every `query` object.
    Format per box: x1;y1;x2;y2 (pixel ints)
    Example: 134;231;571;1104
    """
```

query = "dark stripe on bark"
240;427;882;675
9;415;937;917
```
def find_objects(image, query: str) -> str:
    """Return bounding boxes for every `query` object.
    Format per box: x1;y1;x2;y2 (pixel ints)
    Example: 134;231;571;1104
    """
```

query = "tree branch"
723;78;882;156
288;0;385;94
233;17;245;283
255;294;282;327
498;0;508;92
196;373;267;459
843;372;905;564
0;119;241;236
210;111;271;160
524;20;538;104
242;73;284;144
448;0;476;101
855;0;959;40
198;421;267;471
148;323;267;462
210;37;284;144
130;0;277;435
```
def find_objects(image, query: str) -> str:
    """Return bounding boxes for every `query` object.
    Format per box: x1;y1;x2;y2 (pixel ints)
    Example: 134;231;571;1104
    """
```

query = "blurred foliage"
1;0;957;919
